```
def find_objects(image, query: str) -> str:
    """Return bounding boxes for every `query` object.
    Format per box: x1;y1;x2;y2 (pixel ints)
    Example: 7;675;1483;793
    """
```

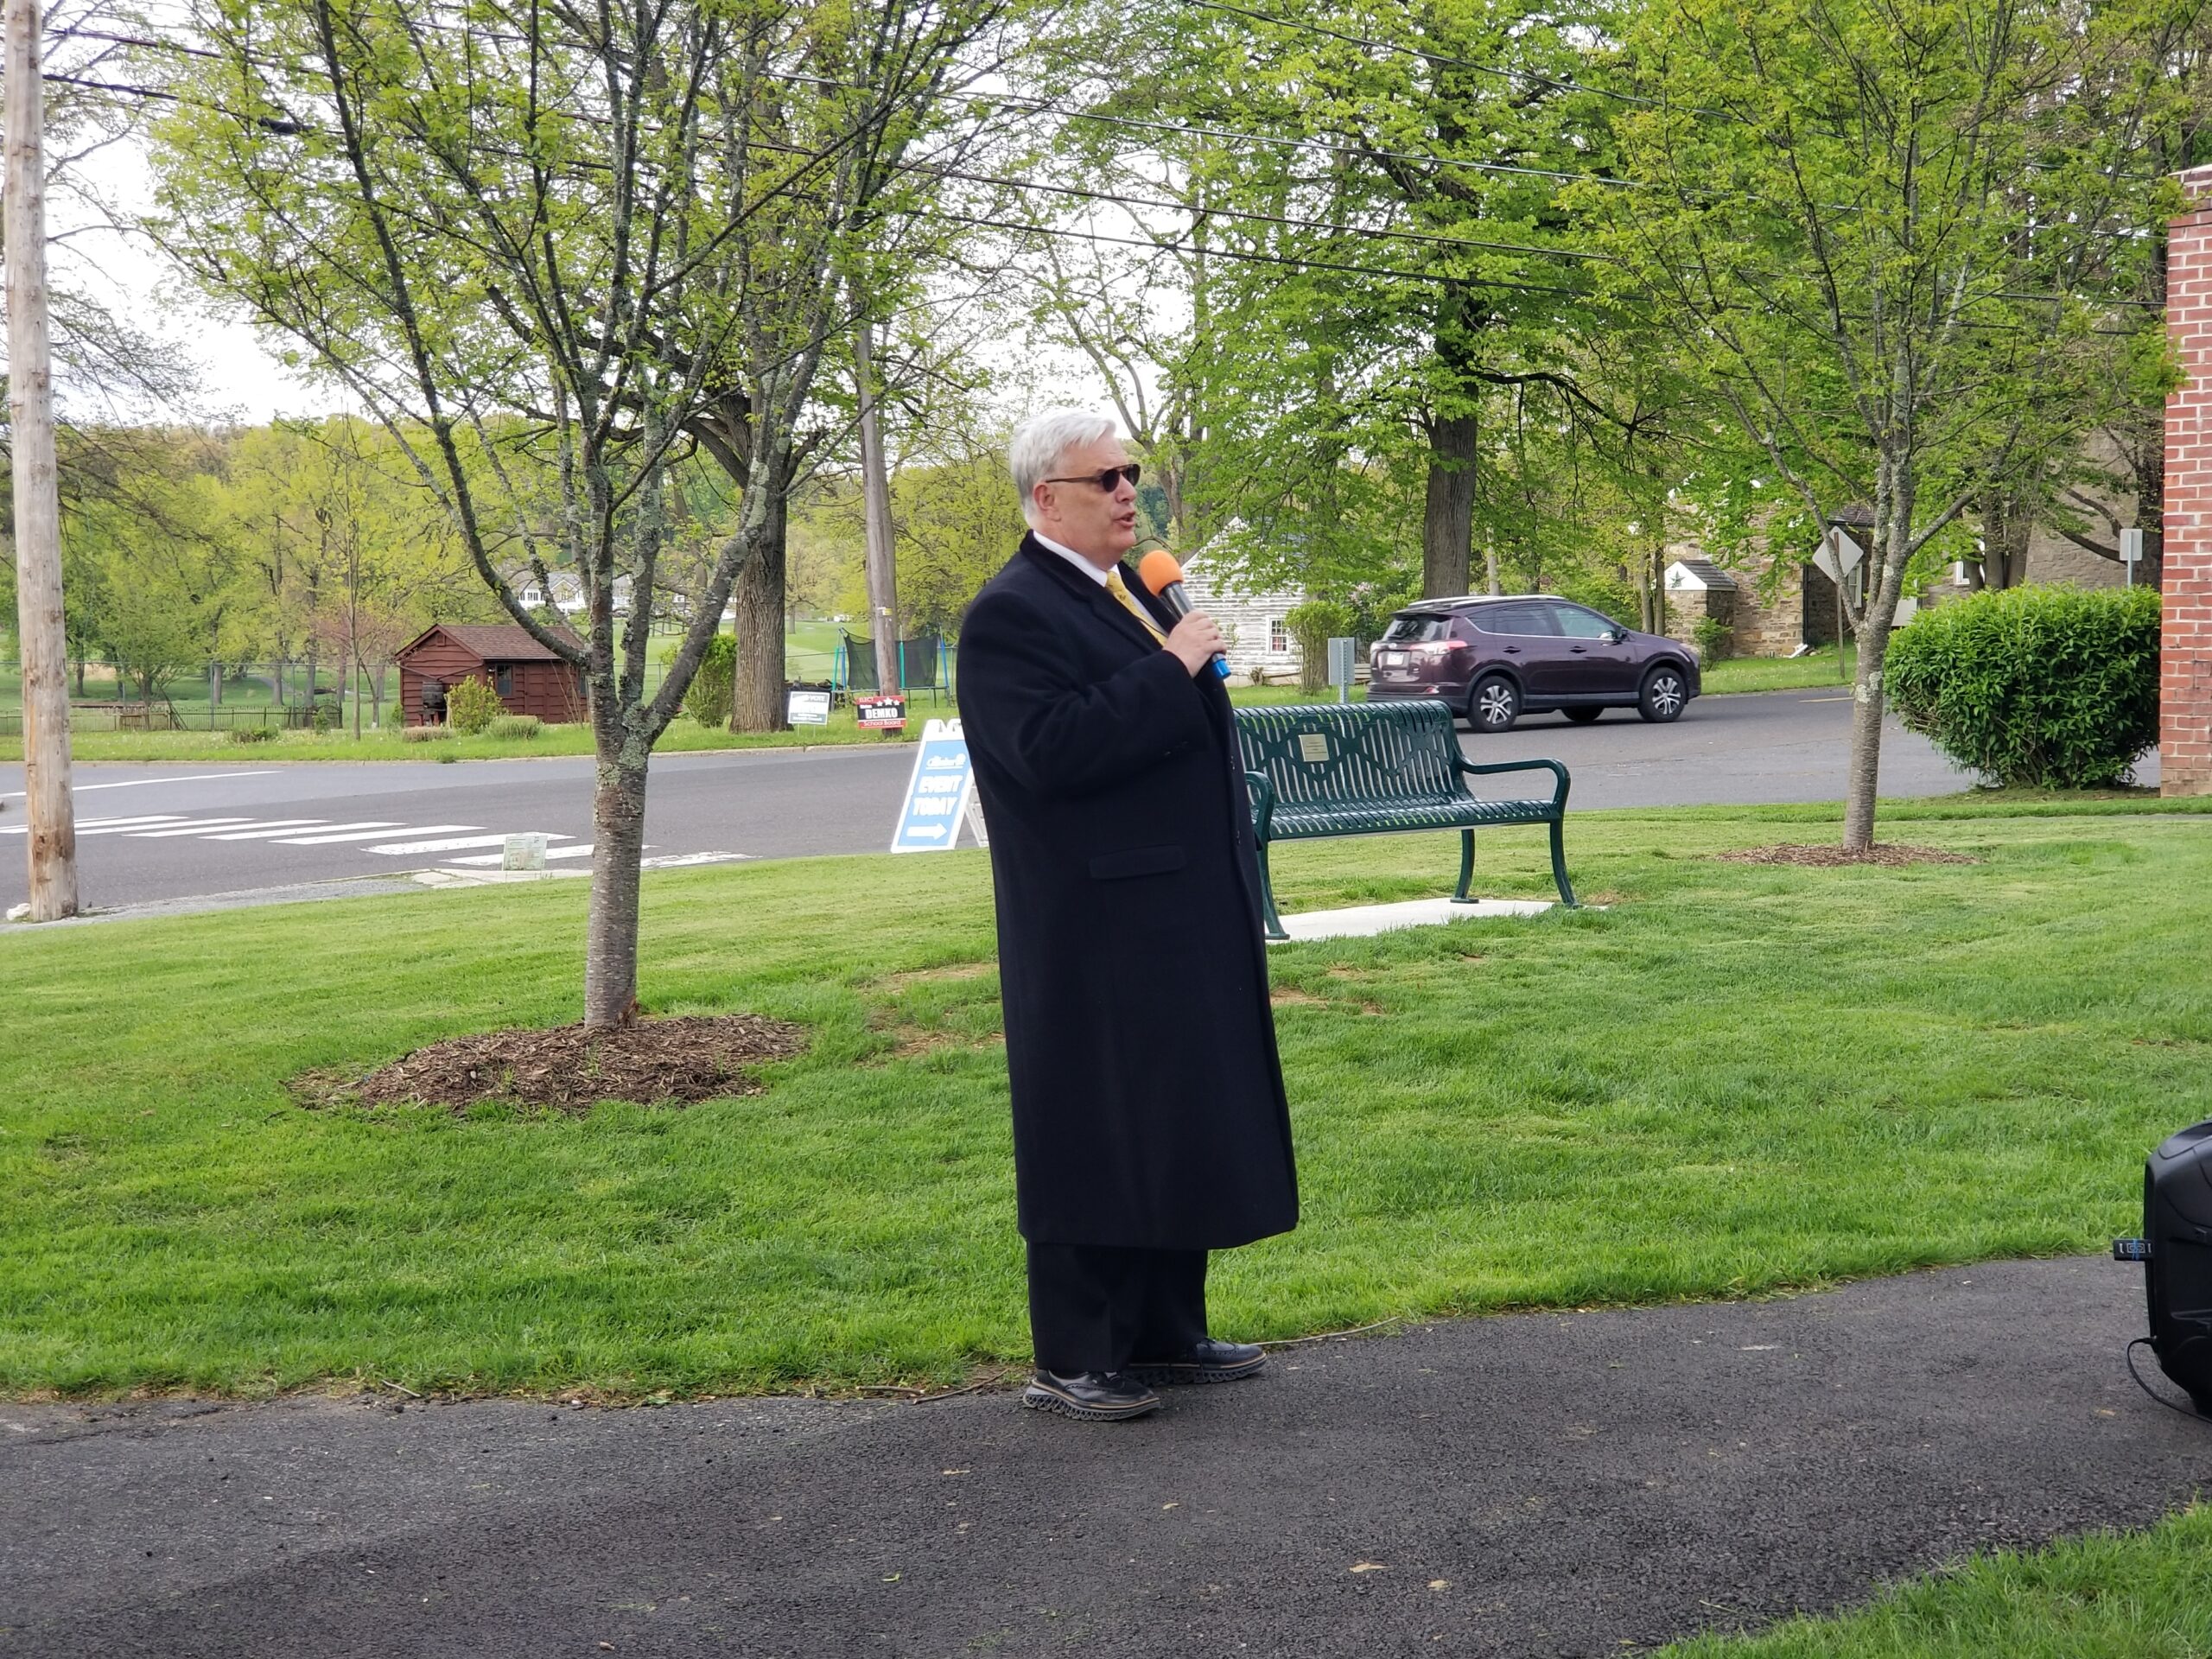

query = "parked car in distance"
1366;595;1700;732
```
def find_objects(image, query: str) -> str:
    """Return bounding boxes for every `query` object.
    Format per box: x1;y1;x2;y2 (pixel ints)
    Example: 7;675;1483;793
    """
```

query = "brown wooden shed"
396;623;587;726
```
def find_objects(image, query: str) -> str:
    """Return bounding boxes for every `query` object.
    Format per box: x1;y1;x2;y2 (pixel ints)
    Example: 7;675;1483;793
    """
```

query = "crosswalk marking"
3;815;188;836
442;843;601;867
274;823;448;845
124;818;271;838
367;832;575;856
197;820;329;840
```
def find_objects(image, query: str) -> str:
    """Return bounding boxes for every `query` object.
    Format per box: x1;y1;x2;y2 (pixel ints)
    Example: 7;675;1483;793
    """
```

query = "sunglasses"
1044;462;1142;491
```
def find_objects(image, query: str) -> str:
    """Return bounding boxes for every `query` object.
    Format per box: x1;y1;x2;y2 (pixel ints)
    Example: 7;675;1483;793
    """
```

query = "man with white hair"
956;407;1300;1423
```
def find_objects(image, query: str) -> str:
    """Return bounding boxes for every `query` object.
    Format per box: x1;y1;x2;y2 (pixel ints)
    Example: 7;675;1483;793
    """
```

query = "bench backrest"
1235;701;1464;807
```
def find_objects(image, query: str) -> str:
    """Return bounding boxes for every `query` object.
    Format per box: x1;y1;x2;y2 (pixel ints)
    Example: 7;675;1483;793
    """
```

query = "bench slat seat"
1234;701;1577;940
1263;794;1562;836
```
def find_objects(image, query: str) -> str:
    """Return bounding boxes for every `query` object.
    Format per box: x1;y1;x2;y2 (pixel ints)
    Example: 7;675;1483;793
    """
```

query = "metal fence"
0;703;351;737
0;658;403;737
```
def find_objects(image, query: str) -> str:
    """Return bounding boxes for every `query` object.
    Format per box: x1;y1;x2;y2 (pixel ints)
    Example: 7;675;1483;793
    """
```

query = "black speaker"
2116;1120;2212;1417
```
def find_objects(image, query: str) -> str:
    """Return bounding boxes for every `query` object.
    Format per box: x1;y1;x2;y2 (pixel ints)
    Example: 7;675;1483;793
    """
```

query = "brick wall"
2165;165;2212;797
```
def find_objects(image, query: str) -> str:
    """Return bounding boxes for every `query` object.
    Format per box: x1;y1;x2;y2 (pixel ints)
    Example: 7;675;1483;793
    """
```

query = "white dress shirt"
1033;530;1115;588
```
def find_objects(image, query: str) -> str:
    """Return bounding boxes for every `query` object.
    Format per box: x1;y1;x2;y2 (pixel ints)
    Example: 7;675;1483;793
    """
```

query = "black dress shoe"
1021;1370;1161;1421
1128;1338;1267;1385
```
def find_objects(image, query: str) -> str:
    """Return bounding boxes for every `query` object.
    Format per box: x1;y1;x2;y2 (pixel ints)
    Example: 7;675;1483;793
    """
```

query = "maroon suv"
1366;595;1700;732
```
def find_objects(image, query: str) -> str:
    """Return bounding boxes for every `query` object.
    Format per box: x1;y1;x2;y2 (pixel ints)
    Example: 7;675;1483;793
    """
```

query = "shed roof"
398;622;582;663
1664;558;1739;592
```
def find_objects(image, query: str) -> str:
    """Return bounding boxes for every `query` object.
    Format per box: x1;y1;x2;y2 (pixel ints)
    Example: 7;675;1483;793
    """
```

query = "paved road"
4;1258;2206;1657
0;691;2158;914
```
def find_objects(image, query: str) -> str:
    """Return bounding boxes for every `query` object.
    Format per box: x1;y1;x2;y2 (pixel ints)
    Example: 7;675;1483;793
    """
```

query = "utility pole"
6;0;78;919
855;323;900;698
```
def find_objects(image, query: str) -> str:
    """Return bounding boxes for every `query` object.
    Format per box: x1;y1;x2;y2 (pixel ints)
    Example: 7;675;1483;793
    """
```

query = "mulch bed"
1714;843;1980;868
296;1013;808;1115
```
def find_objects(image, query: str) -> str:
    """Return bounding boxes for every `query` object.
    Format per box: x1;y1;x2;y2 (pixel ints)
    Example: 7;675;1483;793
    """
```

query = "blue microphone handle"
1155;579;1233;681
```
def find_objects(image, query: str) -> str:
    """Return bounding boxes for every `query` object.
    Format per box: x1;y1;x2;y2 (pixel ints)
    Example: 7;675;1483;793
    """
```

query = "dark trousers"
1026;1243;1209;1376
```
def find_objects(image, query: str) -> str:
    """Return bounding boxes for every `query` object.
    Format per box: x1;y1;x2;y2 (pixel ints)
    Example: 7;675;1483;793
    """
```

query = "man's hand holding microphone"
1139;551;1232;680
1164;612;1229;678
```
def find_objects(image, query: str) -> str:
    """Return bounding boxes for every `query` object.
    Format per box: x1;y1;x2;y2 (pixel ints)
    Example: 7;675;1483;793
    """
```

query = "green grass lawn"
0;621;863;759
4;792;2209;1402
1702;645;1858;694
5;642;1853;761
1654;1507;2212;1658
10;701;933;765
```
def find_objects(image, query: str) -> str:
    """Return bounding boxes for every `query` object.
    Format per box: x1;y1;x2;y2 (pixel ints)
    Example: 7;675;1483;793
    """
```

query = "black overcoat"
956;535;1299;1250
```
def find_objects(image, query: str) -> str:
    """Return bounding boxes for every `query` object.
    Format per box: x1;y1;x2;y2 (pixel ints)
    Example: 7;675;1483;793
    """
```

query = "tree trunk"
1977;491;2031;590
583;736;649;1028
731;482;791;732
1422;412;1478;599
1484;532;1502;596
1841;488;1915;854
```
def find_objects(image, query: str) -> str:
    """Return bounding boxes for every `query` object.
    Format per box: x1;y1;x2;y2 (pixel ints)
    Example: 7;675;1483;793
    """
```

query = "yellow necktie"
1104;568;1166;645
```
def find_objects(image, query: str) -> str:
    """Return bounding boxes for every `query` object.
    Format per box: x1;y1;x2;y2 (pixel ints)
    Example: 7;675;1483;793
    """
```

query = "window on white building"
1268;617;1288;653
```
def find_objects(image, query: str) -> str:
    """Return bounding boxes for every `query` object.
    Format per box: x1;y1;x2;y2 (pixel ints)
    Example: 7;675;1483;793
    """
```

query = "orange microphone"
1137;551;1230;679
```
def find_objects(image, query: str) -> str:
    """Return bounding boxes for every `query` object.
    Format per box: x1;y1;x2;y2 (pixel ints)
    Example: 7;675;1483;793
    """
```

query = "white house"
511;569;635;617
1176;553;1311;682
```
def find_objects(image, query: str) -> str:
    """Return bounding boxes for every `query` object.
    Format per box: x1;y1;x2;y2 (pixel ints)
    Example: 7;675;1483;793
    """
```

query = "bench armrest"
1453;753;1571;813
1243;769;1279;838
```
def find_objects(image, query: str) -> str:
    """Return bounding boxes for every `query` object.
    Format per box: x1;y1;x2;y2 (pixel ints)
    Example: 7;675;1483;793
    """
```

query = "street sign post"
1328;636;1356;704
892;718;978;853
1814;524;1865;683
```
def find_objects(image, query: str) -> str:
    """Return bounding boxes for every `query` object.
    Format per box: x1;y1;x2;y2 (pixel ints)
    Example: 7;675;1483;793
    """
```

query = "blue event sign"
890;718;981;853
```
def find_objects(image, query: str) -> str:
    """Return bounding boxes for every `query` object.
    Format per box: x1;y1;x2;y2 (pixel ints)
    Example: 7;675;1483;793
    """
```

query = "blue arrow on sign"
891;719;980;853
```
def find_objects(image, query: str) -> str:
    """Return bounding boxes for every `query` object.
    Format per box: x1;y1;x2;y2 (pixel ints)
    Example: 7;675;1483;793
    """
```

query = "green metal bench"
1234;701;1577;941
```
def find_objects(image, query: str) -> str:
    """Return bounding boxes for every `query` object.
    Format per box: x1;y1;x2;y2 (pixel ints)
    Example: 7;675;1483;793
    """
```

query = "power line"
78;27;1636;270
1173;0;2166;186
82;22;2169;230
918;203;1604;299
881;156;1623;265
1173;0;1678;112
60;48;2164;321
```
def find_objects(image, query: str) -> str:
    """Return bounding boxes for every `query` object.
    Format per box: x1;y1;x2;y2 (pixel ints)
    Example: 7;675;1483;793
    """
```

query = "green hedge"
1886;584;2159;788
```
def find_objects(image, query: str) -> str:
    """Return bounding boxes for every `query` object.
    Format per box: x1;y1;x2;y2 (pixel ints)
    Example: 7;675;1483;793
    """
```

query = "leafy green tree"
1576;0;2177;851
149;0;1012;1024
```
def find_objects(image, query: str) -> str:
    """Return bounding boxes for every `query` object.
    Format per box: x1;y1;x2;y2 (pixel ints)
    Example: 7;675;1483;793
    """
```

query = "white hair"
1008;407;1121;526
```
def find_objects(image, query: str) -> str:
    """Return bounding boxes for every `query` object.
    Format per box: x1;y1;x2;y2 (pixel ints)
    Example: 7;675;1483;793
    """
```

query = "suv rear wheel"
1467;674;1520;733
1637;664;1688;723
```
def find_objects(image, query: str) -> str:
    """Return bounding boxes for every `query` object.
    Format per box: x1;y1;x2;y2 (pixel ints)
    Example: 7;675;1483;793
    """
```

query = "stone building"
1661;494;2135;659
1659;531;1855;658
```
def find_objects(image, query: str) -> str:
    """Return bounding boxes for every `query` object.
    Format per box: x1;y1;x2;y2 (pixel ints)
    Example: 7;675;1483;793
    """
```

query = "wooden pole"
855;324;900;699
6;0;78;919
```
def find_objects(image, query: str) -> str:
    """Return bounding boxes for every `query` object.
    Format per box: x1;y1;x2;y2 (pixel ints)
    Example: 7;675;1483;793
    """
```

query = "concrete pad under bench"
1267;895;1560;943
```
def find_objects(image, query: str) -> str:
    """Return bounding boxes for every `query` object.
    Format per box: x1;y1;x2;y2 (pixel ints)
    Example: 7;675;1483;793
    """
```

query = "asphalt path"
5;1258;2207;1657
3;689;2094;916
